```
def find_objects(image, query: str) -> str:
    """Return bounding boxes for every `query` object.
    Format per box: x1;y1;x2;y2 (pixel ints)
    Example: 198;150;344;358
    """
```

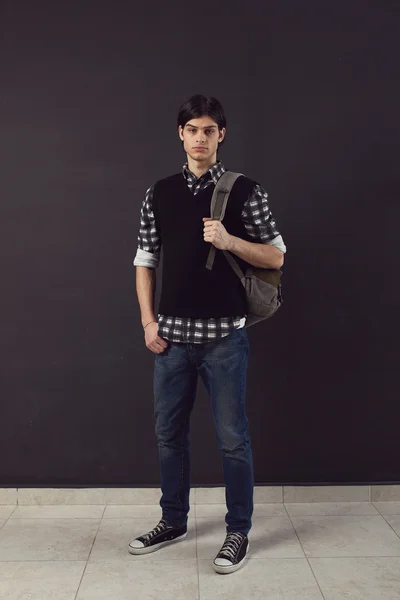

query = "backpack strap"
222;248;246;286
205;171;244;272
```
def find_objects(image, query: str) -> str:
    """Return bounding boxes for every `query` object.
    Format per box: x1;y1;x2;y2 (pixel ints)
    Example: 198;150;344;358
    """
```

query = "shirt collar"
182;160;226;185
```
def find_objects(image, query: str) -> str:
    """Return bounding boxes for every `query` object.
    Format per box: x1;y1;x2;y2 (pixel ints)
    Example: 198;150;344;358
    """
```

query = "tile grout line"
0;504;18;530
283;503;327;600
73;504;106;600
372;502;400;519
371;501;388;518
4;485;400;504
0;558;97;564
1;555;400;564
379;513;400;542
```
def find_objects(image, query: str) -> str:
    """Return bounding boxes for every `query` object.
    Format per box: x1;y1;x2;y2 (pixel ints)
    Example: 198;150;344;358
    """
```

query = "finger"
202;217;212;222
157;336;168;348
149;342;163;354
149;338;161;349
204;227;216;237
153;338;167;350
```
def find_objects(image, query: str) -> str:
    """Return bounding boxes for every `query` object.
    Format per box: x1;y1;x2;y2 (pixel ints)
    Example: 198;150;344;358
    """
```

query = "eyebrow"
185;123;218;129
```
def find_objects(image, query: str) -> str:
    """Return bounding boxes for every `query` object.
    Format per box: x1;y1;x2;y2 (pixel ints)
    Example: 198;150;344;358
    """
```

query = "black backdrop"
1;1;399;486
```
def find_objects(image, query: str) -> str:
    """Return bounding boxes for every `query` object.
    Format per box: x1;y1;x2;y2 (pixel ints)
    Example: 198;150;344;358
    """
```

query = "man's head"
178;95;226;165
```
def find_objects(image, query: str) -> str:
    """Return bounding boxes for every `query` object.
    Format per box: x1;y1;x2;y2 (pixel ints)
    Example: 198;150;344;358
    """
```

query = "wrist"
227;234;237;252
142;316;157;328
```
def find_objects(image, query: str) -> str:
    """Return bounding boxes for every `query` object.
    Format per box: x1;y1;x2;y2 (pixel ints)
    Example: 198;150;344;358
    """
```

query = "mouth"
193;147;207;151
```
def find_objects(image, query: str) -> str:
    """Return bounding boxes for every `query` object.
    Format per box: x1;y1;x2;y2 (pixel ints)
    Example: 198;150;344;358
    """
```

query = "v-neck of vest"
181;174;216;198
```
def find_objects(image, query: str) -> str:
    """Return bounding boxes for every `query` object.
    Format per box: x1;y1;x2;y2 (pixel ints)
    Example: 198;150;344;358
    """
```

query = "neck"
186;154;218;179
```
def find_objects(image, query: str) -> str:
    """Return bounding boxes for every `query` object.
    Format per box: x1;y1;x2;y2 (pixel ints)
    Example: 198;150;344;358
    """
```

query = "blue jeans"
153;328;254;535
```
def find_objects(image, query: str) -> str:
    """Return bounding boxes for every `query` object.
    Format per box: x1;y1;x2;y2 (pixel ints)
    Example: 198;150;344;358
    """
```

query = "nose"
196;132;206;145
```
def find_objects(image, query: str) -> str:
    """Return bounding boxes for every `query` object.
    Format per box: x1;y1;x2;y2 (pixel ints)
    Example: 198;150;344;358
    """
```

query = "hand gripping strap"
205;172;244;272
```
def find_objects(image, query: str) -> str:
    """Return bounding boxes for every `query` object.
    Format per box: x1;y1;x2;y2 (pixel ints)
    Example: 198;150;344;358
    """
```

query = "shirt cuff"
266;234;286;254
133;248;160;268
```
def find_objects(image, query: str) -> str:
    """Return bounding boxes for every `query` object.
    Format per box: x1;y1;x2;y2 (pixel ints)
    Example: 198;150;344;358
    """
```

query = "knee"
218;435;250;454
155;425;189;449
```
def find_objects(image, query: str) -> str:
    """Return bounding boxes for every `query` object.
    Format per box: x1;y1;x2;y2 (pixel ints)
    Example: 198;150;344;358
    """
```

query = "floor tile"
291;515;400;557
371;485;400;502
254;486;283;503
196;516;304;559
1;497;399;598
382;515;400;537
90;518;197;562
103;504;164;519
195;503;286;519
76;559;199;600
374;502;400;515
102;503;196;520
0;490;17;505
104;488;162;505
195;487;225;504
0;561;85;600
284;486;369;503
12;505;105;519
310;557;400;599
18;488;106;505
194;487;283;504
0;519;100;561
285;502;379;517
0;507;16;520
198;558;323;599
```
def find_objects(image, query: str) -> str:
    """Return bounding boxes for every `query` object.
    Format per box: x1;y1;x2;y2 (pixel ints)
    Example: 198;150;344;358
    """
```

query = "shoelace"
219;533;245;560
143;520;170;543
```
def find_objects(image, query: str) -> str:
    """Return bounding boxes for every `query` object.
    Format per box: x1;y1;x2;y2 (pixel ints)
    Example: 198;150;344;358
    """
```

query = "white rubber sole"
128;532;188;555
212;543;249;575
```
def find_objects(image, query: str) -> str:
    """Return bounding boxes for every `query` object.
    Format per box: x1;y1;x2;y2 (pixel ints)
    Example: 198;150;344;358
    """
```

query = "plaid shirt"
134;161;286;343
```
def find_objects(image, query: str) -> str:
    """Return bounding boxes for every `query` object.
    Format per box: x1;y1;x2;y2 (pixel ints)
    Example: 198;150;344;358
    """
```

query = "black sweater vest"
153;173;256;319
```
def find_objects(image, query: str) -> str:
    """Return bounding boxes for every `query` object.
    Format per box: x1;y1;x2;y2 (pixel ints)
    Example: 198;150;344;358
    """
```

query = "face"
178;117;226;163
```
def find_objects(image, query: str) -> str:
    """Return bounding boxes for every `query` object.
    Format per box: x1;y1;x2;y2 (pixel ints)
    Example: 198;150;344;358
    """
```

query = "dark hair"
177;95;227;145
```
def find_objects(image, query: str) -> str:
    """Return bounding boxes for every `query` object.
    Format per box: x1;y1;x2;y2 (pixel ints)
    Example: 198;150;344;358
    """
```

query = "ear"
218;127;226;143
178;126;184;141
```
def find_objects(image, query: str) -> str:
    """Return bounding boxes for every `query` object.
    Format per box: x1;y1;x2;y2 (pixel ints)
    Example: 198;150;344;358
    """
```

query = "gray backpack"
205;171;283;328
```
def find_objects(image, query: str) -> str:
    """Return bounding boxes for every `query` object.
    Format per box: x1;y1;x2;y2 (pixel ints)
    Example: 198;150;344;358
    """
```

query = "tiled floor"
1;502;400;599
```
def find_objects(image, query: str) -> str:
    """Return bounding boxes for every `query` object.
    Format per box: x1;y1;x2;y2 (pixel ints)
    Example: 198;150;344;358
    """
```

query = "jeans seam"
178;409;190;522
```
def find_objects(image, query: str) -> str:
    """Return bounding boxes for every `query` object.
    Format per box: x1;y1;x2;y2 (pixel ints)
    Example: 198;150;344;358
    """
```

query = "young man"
131;95;286;574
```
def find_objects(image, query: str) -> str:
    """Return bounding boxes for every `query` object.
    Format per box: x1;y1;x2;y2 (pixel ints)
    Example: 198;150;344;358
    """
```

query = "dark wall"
1;1;399;486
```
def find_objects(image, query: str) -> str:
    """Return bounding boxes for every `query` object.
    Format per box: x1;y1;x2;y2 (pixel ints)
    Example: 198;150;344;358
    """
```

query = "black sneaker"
213;532;249;574
128;519;187;555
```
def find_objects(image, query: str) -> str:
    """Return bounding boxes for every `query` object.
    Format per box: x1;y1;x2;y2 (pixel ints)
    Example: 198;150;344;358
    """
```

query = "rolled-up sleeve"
133;185;161;269
241;183;287;253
